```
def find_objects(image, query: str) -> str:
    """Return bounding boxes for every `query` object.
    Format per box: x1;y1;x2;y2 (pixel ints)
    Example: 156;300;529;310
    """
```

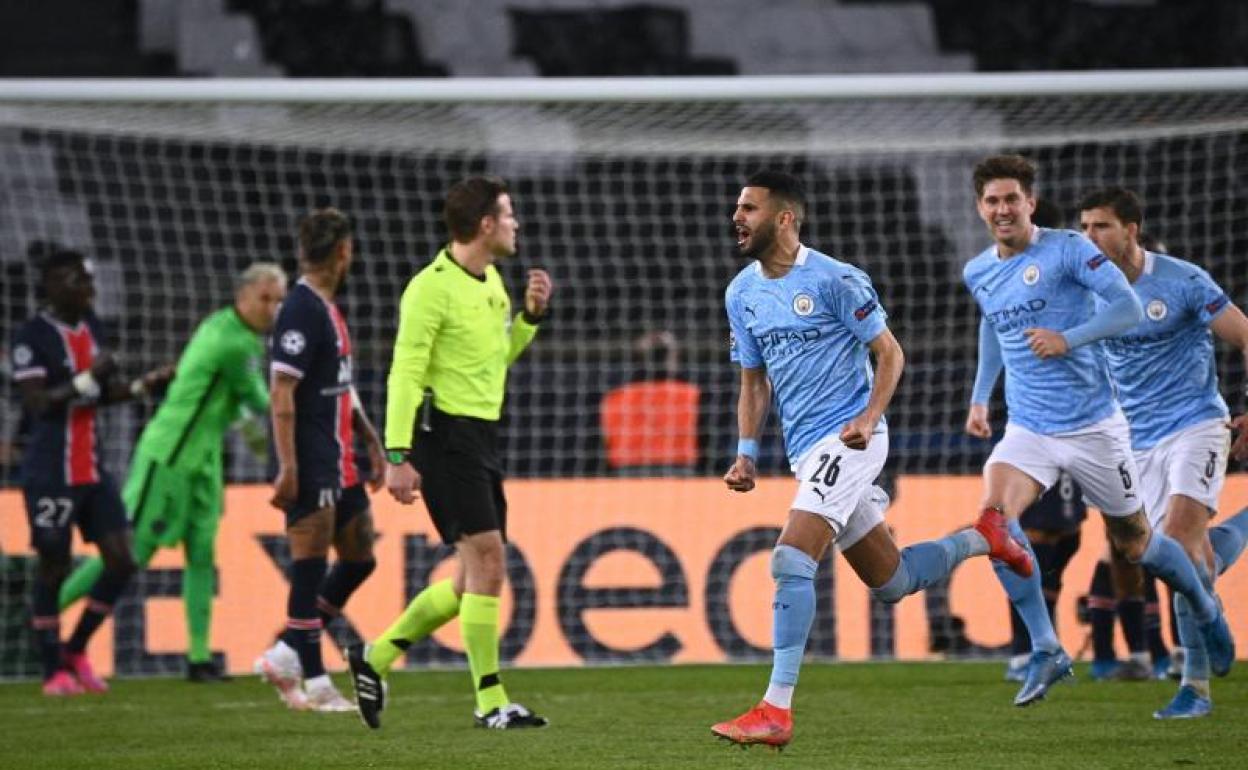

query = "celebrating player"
11;249;172;695
709;170;1029;749
253;209;385;712
963;155;1233;707
58;263;287;682
1078;186;1248;718
348;176;551;730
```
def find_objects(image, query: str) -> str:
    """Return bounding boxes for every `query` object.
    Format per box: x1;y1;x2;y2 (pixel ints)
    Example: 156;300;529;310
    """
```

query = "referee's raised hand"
524;269;552;319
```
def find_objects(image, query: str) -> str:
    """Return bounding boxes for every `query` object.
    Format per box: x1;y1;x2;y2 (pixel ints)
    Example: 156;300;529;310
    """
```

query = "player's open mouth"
736;227;749;246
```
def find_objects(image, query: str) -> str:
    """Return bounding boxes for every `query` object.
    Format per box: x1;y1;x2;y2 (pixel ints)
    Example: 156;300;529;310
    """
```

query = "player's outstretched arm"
725;366;770;493
102;361;174;403
840;327;904;450
1210;303;1248;460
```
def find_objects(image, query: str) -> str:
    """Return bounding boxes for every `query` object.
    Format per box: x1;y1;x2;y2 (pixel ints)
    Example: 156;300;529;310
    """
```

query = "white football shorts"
986;410;1142;517
790;427;889;549
1135;417;1231;527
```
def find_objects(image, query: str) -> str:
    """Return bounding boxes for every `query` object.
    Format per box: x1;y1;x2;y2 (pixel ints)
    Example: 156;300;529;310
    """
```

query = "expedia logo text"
756;328;821;358
853;299;877;320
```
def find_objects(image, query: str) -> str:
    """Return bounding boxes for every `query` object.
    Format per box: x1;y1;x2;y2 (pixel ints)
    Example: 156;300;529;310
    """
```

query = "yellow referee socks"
367;578;460;675
460;593;509;714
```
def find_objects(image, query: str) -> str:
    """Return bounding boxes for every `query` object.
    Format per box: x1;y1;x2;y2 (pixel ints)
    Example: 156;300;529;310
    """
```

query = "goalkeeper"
58;263;288;682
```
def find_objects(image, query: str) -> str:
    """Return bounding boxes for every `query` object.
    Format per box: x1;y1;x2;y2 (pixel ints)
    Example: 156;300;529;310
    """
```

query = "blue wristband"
737;438;759;461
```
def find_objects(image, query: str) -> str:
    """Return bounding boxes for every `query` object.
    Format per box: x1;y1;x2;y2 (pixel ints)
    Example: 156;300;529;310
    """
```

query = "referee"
349;176;552;730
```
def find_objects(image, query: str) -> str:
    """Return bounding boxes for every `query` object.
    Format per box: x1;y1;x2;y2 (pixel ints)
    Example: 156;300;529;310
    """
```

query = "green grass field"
1;662;1243;769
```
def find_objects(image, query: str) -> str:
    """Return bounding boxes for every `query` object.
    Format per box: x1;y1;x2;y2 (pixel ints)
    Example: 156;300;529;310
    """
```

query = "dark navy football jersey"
270;279;358;489
1019;470;1088;533
10;311;107;487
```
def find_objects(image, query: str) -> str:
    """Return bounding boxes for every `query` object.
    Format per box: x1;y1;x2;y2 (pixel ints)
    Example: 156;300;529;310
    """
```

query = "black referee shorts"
412;408;507;545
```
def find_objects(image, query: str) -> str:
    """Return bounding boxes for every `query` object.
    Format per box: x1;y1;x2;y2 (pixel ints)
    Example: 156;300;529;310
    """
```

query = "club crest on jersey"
280;330;306;355
12;344;32;367
1146;299;1168;321
1022;264;1040;286
792;293;815;316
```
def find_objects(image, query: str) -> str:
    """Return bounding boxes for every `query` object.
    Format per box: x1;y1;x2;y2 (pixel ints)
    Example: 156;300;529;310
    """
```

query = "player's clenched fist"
839;413;876;450
965;403;992;439
724;456;757;493
1024;327;1069;359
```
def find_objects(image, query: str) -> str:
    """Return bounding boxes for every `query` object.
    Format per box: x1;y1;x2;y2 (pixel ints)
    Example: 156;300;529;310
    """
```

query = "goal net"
1;73;1246;678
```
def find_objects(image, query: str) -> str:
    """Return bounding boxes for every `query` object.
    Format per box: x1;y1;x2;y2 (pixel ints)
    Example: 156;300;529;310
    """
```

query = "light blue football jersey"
726;245;888;465
1100;251;1230;450
964;227;1134;435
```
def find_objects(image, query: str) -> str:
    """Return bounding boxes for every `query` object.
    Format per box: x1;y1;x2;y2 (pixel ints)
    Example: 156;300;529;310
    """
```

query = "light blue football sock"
1175;592;1211;686
1210;506;1248;577
870;530;987;604
768;545;818;688
1139;530;1218;624
990;518;1059;653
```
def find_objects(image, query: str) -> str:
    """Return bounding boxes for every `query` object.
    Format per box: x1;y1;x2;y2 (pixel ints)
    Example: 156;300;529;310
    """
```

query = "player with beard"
709;170;1029;749
1078;185;1248;718
253;208;385;712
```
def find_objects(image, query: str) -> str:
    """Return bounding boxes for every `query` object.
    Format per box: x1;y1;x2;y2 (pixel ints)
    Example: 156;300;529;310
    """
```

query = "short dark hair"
973;154;1037;197
1031;198;1064;229
39;249;86;285
444;176;508;243
298;207;353;265
745;169;806;223
1077;186;1143;228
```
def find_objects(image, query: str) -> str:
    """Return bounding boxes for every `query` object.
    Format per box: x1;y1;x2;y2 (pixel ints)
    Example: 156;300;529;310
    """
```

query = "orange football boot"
711;701;792;748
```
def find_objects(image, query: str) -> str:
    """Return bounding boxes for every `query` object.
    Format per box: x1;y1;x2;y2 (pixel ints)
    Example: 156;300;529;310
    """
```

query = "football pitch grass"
2;662;1243;769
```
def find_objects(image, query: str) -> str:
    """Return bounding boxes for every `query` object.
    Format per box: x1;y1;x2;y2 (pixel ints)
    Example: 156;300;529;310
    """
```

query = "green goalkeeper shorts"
122;451;222;548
